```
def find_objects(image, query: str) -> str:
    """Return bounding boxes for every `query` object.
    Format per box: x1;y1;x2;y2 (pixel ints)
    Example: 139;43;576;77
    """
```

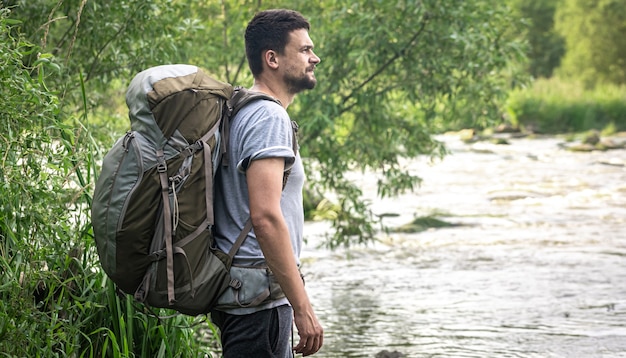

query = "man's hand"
293;308;324;356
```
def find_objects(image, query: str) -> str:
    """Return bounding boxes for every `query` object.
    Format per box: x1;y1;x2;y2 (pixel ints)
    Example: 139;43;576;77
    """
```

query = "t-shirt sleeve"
235;101;296;173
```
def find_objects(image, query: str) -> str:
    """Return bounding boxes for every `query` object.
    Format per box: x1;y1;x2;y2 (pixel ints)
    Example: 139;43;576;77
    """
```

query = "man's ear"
264;50;279;70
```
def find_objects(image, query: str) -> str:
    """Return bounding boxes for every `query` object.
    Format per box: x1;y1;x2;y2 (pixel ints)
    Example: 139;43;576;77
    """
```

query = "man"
211;9;324;357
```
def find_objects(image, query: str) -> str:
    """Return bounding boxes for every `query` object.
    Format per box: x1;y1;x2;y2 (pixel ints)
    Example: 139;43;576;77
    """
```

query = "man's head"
245;9;320;93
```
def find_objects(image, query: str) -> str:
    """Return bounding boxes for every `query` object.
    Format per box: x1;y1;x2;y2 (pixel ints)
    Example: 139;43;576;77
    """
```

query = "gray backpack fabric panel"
125;64;198;148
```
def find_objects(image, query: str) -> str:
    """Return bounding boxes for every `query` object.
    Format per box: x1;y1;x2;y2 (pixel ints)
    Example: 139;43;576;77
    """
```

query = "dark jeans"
211;305;294;358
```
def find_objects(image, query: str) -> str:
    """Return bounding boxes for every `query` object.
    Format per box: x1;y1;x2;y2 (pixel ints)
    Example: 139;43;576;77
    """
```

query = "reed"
506;78;626;133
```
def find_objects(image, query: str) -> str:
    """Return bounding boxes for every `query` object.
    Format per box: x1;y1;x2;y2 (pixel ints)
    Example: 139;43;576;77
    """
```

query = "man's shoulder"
235;98;289;127
243;97;286;114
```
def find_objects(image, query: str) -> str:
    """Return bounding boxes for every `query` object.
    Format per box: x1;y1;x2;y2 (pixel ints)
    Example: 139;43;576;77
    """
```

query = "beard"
284;67;317;94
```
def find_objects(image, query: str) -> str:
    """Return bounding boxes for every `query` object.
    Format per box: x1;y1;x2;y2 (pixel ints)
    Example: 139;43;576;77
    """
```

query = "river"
300;133;626;358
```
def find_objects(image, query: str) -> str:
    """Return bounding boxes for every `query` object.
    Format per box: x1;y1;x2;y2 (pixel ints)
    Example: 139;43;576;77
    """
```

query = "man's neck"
250;81;294;109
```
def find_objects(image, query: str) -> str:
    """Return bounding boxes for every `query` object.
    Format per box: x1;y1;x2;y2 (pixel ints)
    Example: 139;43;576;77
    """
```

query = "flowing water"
300;134;626;358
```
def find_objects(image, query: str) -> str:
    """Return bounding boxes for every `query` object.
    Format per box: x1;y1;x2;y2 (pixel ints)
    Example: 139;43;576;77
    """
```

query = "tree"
4;1;197;106
555;0;626;86
283;0;526;246
5;0;525;248
182;0;527;247
508;0;565;79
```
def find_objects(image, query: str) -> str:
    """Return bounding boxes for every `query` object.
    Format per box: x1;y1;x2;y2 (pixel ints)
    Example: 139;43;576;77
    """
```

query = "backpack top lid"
125;64;233;149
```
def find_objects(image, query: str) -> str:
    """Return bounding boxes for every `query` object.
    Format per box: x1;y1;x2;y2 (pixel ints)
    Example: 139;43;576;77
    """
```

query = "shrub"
506;78;626;133
0;8;218;356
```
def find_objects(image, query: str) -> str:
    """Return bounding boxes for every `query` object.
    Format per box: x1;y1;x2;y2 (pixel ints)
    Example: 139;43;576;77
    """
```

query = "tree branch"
339;83;403;115
340;15;430;109
231;54;247;85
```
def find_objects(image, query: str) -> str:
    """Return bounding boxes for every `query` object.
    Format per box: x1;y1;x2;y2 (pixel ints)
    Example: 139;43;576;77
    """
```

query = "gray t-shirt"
214;98;305;268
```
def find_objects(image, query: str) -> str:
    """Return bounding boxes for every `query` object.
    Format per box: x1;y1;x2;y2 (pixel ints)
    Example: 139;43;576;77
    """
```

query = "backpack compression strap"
157;113;223;306
155;149;176;305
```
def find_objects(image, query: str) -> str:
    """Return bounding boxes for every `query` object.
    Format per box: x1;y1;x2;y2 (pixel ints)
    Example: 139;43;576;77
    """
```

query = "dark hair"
245;9;311;77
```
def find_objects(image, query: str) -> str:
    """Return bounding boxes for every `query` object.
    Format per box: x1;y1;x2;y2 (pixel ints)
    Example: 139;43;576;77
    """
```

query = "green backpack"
91;64;279;316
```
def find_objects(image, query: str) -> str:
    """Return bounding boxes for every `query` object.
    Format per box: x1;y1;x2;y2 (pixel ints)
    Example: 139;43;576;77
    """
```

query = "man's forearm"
252;215;311;311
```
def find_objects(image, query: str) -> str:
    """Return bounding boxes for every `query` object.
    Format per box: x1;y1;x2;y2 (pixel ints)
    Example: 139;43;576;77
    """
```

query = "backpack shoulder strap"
223;87;299;260
222;87;296;167
228;218;253;259
229;86;282;115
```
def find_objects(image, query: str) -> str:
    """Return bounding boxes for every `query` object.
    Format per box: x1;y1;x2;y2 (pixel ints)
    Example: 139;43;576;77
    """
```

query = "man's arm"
246;157;323;356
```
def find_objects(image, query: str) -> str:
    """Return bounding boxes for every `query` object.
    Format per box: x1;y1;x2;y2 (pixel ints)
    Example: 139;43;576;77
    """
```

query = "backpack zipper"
115;131;145;233
103;131;134;233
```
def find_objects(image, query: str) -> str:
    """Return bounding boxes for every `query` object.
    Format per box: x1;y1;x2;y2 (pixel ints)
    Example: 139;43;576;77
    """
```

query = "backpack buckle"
229;279;242;290
156;154;167;173
157;162;167;173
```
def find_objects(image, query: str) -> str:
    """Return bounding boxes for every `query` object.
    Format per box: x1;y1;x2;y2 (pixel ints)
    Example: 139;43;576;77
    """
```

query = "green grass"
506;78;626;134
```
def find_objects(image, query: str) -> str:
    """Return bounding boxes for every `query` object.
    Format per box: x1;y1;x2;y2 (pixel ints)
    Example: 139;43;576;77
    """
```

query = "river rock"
582;130;601;145
375;350;405;358
494;123;520;134
598;138;626;150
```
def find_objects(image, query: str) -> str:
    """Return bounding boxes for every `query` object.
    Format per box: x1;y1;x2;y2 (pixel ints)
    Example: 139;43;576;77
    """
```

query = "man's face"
279;28;321;94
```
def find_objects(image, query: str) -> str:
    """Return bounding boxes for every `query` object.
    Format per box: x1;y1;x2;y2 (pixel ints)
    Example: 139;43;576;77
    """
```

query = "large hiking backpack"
91;64;279;316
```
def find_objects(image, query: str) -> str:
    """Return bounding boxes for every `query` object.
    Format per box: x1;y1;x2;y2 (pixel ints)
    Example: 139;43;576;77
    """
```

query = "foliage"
1;6;84;354
555;0;626;87
5;0;526;248
6;1;189;92
287;0;526;246
506;78;626;133
0;6;216;356
508;0;564;79
0;6;62;352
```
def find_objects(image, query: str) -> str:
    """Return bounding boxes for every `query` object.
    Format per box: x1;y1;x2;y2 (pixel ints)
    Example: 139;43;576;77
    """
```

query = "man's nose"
311;51;321;64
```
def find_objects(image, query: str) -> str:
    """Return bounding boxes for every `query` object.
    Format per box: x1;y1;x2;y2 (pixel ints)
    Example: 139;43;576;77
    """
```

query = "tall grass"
0;10;219;357
506;78;626;133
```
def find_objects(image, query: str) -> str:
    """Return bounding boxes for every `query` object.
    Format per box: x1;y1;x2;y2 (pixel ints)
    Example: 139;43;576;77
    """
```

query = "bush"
0;8;218;356
506;78;626;133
